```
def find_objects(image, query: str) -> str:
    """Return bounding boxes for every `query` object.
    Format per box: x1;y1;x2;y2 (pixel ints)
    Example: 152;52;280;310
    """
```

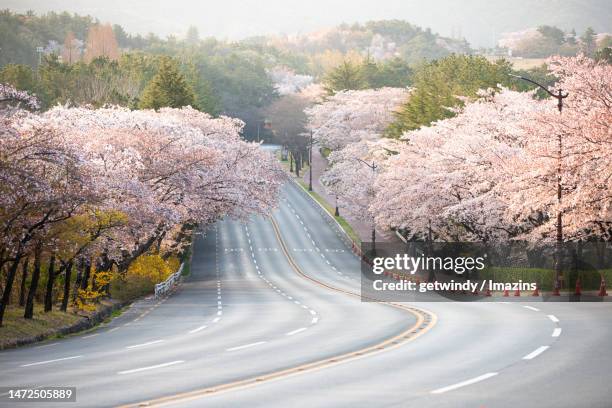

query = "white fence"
155;263;184;298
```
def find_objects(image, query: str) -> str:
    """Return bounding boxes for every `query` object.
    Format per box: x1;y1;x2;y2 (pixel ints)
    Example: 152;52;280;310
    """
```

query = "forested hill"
2;0;610;47
258;20;471;73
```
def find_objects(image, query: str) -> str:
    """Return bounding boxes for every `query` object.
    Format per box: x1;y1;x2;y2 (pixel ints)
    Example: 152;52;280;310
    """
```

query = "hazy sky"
2;0;610;47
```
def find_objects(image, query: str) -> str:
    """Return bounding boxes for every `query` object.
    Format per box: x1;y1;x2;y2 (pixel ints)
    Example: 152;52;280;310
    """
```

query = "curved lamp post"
510;74;569;295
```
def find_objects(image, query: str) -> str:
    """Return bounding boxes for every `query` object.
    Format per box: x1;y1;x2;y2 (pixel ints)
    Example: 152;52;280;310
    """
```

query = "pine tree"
323;60;365;94
139;57;197;110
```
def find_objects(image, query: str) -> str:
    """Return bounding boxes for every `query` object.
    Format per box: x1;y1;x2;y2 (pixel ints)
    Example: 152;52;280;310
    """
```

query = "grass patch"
295;178;361;245
320;147;332;158
0;305;83;348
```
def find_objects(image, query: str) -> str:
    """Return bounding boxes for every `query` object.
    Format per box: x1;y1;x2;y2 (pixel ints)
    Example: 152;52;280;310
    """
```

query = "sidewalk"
303;148;400;244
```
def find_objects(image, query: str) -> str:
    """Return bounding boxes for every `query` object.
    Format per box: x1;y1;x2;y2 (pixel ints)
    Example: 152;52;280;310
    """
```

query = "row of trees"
310;56;611;244
498;26;611;58
0;87;282;326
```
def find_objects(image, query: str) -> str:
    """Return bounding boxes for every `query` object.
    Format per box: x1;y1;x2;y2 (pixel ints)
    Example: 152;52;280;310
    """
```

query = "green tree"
580;27;597;56
324;60;365;94
595;47;612;64
537;25;566;45
139;57;196;110
386;55;513;137
184;62;221;115
0;64;36;92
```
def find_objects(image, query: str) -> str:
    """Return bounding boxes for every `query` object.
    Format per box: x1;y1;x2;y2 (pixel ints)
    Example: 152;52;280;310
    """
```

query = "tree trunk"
295;152;300;177
44;255;56;312
81;259;91;290
0;256;22;326
72;260;83;305
60;262;73;312
19;257;29;307
24;243;42;319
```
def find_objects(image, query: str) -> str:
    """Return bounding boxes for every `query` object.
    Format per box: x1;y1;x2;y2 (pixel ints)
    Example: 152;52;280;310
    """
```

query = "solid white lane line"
108;327;120;333
189;325;208;334
548;315;560;323
286;328;307;336
34;342;59;348
118;360;184;375
226;341;266;352
82;333;99;339
126;340;164;349
311;317;319;324
431;373;498;394
552;328;562;337
523;306;540;311
21;355;83;367
523;346;549;360
212;317;220;323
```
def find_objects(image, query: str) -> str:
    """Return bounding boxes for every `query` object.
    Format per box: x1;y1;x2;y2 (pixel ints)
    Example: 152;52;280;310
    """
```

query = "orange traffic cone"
514;287;521;296
531;284;540;297
485;288;492;297
574;278;582;296
503;289;510;297
598;278;608;297
552;279;561;296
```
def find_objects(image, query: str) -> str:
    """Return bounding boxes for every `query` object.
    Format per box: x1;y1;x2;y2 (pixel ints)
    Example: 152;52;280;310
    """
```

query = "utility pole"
356;158;378;256
510;74;569;295
309;130;313;191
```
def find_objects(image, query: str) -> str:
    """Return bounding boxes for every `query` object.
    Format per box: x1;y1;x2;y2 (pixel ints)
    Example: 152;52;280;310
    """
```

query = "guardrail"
154;263;184;298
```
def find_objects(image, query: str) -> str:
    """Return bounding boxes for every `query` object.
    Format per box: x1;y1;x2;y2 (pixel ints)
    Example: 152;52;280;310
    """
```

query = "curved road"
1;181;611;407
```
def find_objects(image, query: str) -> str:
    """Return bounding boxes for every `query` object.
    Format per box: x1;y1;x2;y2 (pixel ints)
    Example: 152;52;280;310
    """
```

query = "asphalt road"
1;181;611;408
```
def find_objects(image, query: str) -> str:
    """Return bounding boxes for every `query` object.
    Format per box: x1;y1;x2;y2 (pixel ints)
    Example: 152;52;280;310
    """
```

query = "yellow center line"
117;217;437;408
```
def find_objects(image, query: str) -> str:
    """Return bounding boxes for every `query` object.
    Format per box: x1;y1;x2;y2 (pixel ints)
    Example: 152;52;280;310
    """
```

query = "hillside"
1;0;610;47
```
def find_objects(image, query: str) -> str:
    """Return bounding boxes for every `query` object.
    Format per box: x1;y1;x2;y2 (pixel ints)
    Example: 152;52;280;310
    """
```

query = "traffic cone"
574;277;582;296
531;284;540;297
514;287;521;297
503;289;510;297
598;278;608;297
485;288;492;297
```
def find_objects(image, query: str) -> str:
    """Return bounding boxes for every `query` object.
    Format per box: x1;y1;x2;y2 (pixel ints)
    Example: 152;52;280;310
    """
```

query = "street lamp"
510;74;569;295
356;158;378;256
308;130;313;191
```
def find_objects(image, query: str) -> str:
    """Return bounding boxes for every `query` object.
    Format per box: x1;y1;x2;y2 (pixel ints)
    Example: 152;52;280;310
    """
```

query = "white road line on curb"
523;346;549;360
21;355;83;367
189;325;208;334
286;328;307;336
226;341;266;352
118;360;184;375
523;306;540;311
126;340;164;349
431;372;498;394
548;315;560;323
34;342;59;348
552;328;562;337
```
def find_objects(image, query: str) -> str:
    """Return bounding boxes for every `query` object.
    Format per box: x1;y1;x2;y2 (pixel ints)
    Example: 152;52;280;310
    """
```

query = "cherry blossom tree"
0;83;40;110
1;101;282;324
501;56;612;241
373;89;545;241
306;87;409;151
